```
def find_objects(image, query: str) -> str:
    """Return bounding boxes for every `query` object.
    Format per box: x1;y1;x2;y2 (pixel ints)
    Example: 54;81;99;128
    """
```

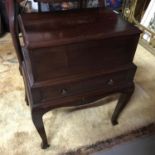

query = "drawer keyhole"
61;89;68;95
81;98;86;104
108;79;114;86
79;98;86;105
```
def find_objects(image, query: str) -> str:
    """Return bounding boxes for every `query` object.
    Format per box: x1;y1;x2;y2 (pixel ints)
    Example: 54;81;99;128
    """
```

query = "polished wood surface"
7;0;141;149
18;8;140;49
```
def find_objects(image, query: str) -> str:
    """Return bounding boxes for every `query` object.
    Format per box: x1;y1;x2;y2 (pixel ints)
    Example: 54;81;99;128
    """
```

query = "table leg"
111;85;135;125
31;109;49;149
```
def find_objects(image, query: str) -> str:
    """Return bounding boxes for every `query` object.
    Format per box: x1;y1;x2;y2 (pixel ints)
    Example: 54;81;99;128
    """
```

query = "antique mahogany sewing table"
7;0;141;149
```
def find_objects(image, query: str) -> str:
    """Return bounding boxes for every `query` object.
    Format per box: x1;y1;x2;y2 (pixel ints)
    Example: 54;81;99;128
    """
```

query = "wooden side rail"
6;0;23;70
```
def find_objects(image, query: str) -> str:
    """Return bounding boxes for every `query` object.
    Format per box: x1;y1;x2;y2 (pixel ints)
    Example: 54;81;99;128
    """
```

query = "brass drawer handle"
61;89;68;95
108;79;114;86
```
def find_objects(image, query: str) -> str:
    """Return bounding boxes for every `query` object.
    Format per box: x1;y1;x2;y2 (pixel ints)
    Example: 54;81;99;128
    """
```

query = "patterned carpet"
0;34;155;155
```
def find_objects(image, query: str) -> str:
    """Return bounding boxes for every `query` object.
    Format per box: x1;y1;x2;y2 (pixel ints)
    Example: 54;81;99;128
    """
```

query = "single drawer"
35;66;136;104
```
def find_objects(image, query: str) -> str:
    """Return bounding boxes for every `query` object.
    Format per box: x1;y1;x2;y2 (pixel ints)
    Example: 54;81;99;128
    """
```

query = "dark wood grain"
18;8;140;49
7;0;141;149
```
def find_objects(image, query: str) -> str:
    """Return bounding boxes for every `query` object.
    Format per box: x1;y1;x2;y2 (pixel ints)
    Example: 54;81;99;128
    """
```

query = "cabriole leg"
111;85;135;125
31;109;49;149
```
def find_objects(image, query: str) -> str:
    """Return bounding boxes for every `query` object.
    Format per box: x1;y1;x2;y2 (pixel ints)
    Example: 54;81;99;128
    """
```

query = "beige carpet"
0;34;155;155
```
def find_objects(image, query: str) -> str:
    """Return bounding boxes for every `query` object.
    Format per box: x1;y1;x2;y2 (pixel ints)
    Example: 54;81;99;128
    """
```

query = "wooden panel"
26;35;138;82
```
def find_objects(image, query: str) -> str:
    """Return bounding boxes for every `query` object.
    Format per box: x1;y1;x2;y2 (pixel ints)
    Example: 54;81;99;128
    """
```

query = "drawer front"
36;67;136;103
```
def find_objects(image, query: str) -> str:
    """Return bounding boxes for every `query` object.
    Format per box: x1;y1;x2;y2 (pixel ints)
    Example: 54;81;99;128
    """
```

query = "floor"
93;134;155;155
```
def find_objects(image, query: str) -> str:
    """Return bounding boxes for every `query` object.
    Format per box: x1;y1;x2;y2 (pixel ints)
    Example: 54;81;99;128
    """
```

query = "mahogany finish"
6;0;141;149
